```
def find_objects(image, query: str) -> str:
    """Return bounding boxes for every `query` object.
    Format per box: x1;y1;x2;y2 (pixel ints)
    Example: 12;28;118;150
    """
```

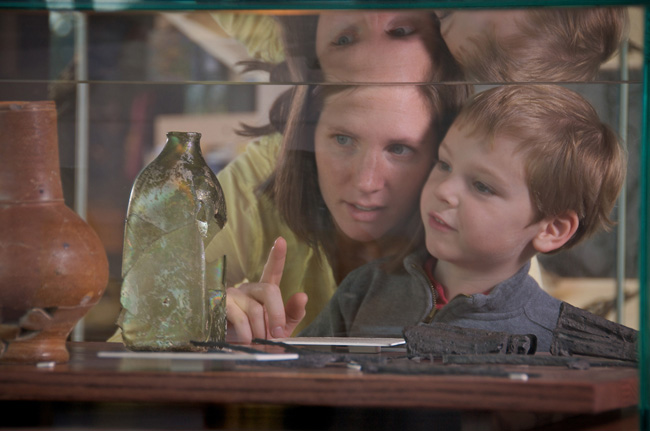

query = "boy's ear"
532;211;579;253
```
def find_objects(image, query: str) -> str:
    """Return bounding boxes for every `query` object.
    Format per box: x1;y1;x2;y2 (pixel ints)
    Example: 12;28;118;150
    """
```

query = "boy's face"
436;10;525;65
316;12;437;83
420;123;546;271
315;86;436;243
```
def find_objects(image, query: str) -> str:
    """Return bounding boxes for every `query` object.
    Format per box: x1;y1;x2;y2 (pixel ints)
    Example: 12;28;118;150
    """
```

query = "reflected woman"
214;7;628;83
214;11;454;83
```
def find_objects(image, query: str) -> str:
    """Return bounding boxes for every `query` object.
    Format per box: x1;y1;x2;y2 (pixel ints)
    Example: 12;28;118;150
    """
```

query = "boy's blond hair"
456;85;626;251
458;7;628;82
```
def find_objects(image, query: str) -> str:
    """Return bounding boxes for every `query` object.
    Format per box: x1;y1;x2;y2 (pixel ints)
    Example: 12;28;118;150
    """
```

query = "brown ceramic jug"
0;101;109;363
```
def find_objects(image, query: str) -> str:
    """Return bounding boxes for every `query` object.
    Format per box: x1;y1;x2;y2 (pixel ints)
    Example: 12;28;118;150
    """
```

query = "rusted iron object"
403;323;537;358
550;302;638;362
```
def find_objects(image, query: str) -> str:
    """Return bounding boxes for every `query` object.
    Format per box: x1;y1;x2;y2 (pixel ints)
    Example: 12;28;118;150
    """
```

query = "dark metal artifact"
403;323;537;357
550;302;638;362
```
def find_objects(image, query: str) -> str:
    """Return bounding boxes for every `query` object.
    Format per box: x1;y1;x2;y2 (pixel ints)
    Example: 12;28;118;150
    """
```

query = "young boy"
436;8;628;82
300;85;626;352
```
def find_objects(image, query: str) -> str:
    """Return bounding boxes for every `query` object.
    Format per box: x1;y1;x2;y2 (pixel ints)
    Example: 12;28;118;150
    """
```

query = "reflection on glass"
437;8;628;82
0;9;629;84
213;11;462;84
211;7;628;83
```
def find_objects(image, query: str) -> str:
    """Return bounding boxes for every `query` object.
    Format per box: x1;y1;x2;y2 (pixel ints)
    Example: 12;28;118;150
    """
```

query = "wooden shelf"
0;342;638;414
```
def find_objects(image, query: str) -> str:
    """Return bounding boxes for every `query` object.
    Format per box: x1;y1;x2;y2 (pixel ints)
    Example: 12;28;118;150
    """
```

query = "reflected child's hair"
455;85;626;251
457;7;628;82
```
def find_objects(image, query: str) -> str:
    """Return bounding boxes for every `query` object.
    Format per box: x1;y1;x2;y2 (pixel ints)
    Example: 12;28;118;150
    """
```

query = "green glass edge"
641;8;650;431
0;0;647;11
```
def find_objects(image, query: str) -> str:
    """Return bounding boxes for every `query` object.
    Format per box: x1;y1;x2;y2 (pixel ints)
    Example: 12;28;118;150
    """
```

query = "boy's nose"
434;176;460;207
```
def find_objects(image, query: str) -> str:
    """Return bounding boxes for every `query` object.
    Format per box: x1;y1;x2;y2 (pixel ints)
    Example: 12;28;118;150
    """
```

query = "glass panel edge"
0;0;647;12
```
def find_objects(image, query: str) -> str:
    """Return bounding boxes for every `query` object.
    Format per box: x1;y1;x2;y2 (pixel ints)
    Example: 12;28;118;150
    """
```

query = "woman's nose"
355;151;385;194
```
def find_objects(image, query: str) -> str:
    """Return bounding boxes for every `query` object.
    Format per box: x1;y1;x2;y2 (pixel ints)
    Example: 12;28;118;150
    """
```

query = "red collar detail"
422;256;491;309
423;257;449;309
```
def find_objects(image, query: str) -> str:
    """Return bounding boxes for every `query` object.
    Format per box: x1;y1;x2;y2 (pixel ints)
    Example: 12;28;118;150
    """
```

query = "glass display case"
0;1;647;428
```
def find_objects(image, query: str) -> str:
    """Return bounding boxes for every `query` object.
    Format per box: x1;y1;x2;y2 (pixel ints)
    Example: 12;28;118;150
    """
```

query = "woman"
208;82;470;342
204;12;470;343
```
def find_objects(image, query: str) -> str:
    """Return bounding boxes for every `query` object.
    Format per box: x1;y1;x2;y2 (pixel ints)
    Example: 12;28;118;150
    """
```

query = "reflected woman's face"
314;86;436;243
316;12;438;83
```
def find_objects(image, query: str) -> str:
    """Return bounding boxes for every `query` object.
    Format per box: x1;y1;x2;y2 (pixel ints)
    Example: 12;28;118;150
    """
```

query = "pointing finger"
259;237;287;287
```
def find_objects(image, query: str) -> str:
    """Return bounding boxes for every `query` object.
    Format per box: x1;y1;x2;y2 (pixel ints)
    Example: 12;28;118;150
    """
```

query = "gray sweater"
301;250;562;352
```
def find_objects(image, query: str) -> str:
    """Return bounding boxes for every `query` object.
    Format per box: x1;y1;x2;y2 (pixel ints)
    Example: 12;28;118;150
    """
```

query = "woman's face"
314;86;436;243
316;12;438;83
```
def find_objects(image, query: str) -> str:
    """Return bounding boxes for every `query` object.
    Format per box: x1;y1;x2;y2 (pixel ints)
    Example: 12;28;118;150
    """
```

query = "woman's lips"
345;202;384;222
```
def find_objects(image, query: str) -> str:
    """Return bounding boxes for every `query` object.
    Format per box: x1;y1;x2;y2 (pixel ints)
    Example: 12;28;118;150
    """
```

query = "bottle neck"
164;131;203;157
0;101;63;203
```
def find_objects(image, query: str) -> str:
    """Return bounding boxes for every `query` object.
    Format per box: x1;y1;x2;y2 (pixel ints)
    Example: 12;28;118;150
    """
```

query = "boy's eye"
388;26;416;37
435;160;451;172
335;135;353;146
333;33;355;46
474;181;495;195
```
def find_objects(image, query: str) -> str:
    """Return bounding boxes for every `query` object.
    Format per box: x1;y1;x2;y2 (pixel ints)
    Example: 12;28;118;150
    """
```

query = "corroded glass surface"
119;131;227;351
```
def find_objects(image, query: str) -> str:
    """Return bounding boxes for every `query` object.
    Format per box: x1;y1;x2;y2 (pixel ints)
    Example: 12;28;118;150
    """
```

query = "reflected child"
437;7;628;82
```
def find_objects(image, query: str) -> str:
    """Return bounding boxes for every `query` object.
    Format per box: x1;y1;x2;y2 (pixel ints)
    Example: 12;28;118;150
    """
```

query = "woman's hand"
226;237;308;344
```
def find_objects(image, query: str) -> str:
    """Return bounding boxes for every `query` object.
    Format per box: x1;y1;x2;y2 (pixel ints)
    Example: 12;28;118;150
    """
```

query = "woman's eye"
335;135;353;146
388;26;416;37
388;144;413;156
474;181;495;195
333;33;355;46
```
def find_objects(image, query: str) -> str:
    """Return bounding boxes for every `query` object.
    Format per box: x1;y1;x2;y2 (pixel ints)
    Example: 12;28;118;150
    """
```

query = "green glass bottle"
118;131;227;351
